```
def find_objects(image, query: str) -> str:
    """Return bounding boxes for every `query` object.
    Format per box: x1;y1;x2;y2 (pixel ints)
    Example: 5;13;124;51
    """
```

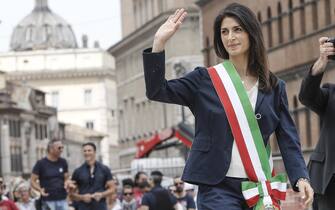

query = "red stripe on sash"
208;67;257;181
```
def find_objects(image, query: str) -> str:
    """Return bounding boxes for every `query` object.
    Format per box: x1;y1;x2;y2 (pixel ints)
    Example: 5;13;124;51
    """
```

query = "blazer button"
255;113;262;120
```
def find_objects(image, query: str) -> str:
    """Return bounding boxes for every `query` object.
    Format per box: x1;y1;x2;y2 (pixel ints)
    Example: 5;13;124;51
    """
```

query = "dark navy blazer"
299;71;335;194
143;48;309;190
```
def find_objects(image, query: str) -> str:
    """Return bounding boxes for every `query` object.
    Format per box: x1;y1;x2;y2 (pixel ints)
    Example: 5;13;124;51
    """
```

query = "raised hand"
152;8;187;52
311;37;335;75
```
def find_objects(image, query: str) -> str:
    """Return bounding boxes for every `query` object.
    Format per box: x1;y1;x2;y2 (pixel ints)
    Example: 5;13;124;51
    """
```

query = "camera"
326;37;335;60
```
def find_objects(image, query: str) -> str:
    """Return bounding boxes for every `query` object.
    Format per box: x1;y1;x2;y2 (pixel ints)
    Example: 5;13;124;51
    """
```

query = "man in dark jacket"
299;37;335;209
139;171;177;210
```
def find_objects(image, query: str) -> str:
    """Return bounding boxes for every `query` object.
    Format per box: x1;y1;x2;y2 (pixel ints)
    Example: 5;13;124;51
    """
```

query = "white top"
16;199;36;210
226;80;259;178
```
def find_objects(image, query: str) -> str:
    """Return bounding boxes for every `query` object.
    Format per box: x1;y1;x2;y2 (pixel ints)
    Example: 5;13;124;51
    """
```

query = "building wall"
29;77;118;166
121;0;198;37
0;49;115;71
110;0;202;168
0;49;118;167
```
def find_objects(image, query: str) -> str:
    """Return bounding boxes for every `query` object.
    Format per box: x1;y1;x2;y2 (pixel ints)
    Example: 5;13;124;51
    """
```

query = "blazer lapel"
255;89;266;113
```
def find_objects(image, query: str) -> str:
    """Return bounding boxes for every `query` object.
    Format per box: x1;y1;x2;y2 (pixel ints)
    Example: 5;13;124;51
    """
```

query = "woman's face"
220;17;250;58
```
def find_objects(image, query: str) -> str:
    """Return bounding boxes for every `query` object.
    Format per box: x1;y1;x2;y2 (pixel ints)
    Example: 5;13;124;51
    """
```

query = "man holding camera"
299;37;335;209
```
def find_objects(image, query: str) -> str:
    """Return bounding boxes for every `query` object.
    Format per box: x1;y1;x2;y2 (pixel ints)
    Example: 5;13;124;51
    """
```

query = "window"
288;0;294;40
300;0;306;35
84;89;92;106
277;2;283;43
9;120;21;138
51;91;59;108
325;0;331;25
204;37;211;67
312;0;318;30
25;25;34;41
267;7;273;48
86;121;94;130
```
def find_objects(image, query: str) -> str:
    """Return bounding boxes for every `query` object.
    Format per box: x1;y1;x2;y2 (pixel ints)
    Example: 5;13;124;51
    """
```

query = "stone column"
21;121;29;174
28;121;37;169
1;122;11;177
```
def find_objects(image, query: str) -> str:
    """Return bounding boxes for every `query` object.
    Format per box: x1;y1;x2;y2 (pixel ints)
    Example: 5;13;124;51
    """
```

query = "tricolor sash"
207;61;287;210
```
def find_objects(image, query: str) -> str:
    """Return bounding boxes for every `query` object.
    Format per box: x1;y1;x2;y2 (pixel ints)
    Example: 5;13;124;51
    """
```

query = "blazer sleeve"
275;80;309;192
298;69;329;115
143;48;203;108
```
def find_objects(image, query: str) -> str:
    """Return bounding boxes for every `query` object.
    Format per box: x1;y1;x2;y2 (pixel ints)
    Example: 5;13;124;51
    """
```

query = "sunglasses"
123;192;133;196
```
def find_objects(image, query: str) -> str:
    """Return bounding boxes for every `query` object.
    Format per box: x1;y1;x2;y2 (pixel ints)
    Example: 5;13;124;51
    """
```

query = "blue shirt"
32;157;68;201
141;185;177;210
72;161;113;210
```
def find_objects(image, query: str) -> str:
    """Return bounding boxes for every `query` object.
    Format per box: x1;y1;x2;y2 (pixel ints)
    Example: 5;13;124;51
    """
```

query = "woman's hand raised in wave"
152;8;187;52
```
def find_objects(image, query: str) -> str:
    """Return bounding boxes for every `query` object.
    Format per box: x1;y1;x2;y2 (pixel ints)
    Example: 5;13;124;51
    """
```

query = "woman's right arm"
143;9;202;107
143;48;203;107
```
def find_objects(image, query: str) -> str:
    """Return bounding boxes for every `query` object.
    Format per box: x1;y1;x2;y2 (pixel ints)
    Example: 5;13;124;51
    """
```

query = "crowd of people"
0;139;197;210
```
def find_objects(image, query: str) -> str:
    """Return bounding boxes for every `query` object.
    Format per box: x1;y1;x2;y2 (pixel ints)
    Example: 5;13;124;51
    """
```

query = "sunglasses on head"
123;192;133;196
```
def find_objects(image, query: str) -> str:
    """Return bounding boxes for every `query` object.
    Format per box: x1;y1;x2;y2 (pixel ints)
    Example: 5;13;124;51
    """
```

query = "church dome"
10;0;78;51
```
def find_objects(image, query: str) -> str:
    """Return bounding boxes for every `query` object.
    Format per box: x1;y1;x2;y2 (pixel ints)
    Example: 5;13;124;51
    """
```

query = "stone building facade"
0;71;104;178
0;48;118;167
109;0;203;169
0;0;118;167
0;72;56;178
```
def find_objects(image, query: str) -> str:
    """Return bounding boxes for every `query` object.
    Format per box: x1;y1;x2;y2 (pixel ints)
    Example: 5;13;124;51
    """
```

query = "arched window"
267;7;273;48
25;25;34;41
43;24;52;41
151;0;155;18
293;96;300;131
139;0;143;26
277;2;283;43
312;0;318;30
288;0;294;40
144;0;148;22
133;0;138;28
325;0;331;25
300;0;306;35
204;37;211;67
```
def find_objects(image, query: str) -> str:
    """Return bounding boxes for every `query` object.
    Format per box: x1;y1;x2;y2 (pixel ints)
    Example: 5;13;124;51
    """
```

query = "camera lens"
326;38;335;60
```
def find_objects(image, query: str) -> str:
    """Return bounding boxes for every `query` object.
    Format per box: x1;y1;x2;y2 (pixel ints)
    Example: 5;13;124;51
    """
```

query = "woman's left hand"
297;179;314;207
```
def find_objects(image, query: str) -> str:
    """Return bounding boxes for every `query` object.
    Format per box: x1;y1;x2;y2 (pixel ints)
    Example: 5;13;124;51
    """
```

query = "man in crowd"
70;142;115;210
31;139;69;210
133;171;148;208
139;171;177;210
121;185;136;210
299;37;335;209
173;177;195;210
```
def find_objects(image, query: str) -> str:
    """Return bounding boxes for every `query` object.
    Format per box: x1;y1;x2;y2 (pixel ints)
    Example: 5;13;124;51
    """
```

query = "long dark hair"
213;3;278;92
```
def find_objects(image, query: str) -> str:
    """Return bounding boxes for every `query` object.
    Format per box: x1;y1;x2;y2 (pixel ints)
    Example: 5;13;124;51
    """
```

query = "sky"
0;0;122;52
